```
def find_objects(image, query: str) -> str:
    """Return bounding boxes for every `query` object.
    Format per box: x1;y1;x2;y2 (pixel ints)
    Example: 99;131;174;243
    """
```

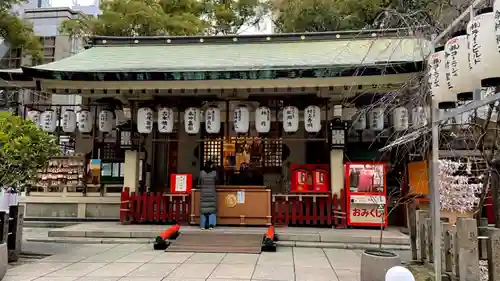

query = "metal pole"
430;99;442;281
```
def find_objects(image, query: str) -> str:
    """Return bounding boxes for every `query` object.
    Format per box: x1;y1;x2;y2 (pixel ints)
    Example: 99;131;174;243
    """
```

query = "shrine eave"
22;62;424;82
0;69;31;82
21;35;431;81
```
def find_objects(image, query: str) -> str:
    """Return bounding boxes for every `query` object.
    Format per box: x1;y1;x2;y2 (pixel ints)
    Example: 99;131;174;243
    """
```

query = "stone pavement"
6;243;368;281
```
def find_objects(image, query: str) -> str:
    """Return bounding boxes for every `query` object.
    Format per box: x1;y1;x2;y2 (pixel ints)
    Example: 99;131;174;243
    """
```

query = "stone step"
26;237;411;251
48;228;410;245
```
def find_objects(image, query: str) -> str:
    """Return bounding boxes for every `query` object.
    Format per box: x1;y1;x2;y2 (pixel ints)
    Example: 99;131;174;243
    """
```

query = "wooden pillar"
456;218;479;281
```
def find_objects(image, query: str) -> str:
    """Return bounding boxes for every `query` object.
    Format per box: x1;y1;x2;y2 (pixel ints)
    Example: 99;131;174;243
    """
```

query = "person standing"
199;160;217;230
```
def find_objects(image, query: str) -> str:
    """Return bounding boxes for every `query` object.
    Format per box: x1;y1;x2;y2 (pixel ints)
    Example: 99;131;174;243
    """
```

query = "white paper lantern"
411;106;428;129
255;106;271;133
26;110;40;127
445;31;479;100
184;107;201;134
341;107;357;121
61;109;77;133
304;105;321;133
352;110;366;130
99;110;113;133
469;7;500;87
158;107;174;133
205;107;221;134
368;107;384;131
137;107;153;134
40;109;57;133
392;107;409;131
77;109;93;133
233;106;250;133
428;48;457;108
115;109;128;126
283;106;299;133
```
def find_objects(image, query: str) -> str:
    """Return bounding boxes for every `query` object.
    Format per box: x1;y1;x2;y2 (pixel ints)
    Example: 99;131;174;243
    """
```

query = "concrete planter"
0;242;7;280
360;249;401;281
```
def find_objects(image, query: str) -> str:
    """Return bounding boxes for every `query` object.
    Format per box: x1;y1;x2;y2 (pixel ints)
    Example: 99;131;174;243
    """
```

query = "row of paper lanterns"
26;105;430;134
429;5;500;107
350;106;428;131
25;106;323;134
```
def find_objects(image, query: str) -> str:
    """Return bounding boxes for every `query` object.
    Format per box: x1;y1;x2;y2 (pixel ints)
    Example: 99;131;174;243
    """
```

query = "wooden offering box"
190;185;271;226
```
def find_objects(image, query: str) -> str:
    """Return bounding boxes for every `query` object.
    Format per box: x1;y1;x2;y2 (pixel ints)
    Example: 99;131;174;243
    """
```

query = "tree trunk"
491;160;500;228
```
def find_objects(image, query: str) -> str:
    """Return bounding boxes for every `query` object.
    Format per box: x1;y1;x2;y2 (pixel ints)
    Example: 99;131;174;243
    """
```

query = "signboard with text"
345;162;388;227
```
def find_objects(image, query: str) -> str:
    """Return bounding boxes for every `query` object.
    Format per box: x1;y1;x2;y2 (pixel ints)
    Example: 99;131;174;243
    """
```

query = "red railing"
271;189;347;228
121;187;347;227
120;187;191;224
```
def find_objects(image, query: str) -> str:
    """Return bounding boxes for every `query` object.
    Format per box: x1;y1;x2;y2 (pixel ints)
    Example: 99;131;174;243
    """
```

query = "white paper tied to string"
438;159;481;213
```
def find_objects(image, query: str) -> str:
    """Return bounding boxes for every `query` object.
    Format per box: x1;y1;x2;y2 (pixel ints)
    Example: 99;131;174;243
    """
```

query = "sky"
50;0;95;7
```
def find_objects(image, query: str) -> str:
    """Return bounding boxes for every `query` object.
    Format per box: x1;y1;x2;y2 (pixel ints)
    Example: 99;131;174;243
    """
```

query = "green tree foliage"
60;0;206;37
203;0;267;35
59;0;266;37
271;0;457;33
0;112;60;187
0;0;43;60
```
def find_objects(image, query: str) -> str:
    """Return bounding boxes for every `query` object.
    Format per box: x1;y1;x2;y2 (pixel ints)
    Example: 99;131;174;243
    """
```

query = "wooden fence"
410;209;500;281
120;187;347;227
120;187;191;224
271;191;347;227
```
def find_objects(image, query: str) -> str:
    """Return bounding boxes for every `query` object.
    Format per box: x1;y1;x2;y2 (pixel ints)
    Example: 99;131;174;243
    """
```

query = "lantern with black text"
255;106;271;133
26;110;40;127
61;109;77;133
205;106;221;134
233;105;249;134
283;106;299;133
469;7;500;87
99;109;113;133
411;106;428;129
77;109;93;133
352;110;366;130
445;31;478;100
137;107;153;134
313;167;329;192
41;109;57;133
184;107;200;134
158;107;174;133
428;47;457;108
304;105;321;133
392;107;408;131
368;107;384;131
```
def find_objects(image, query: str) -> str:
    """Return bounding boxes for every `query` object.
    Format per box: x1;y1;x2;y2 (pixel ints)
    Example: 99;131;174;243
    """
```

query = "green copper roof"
27;37;431;73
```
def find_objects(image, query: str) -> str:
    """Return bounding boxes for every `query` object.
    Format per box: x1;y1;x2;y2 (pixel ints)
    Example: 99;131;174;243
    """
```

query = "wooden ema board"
166;232;263;254
190;186;271;226
408;161;429;196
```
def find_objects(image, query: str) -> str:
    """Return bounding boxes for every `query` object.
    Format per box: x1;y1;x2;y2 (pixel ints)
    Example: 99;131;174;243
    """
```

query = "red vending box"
291;164;310;192
312;165;329;193
170;174;193;194
346;162;388;227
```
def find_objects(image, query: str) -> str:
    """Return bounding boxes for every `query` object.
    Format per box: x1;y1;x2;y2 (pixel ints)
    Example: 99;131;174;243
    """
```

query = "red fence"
120;187;347;227
120;187;191;224
271;190;347;228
